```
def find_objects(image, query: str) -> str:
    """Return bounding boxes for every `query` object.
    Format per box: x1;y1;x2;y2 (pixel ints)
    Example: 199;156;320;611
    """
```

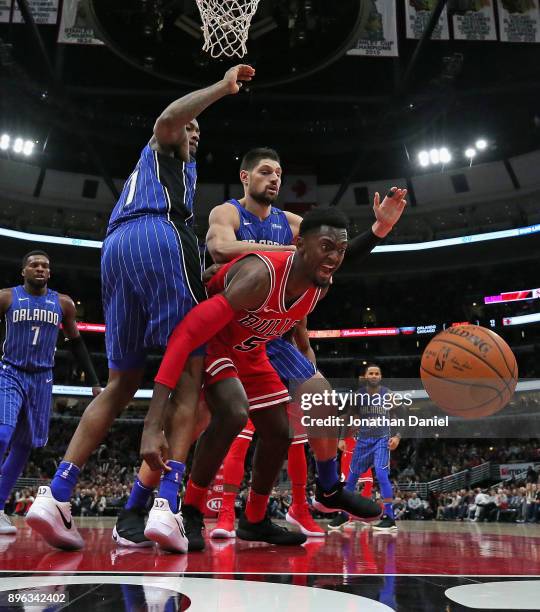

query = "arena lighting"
418;151;429;167
439;148;450;163
0;133;37;155
22;140;34;156
439;147;452;163
417;147;451;167
0;223;538;252
465;148;476;159
429;148;440;164
475;139;487;150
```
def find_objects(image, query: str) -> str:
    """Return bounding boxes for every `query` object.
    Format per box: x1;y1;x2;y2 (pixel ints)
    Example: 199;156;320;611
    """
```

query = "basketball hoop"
195;0;260;58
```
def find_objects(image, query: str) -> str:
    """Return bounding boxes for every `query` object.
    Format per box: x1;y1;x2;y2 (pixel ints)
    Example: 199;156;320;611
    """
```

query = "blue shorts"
0;362;53;448
102;216;206;370
350;437;390;474
266;337;317;393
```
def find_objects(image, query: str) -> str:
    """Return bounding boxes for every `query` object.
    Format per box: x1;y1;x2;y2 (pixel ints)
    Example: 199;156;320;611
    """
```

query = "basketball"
420;325;518;418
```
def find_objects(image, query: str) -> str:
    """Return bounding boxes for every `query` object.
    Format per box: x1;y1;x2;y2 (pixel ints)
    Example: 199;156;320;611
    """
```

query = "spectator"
407;492;424;520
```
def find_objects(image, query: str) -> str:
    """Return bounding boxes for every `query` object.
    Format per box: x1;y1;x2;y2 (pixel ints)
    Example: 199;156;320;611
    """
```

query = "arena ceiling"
1;1;540;193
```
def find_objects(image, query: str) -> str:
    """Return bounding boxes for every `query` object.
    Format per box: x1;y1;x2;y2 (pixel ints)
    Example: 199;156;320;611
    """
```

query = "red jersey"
206;251;322;357
204;252;321;409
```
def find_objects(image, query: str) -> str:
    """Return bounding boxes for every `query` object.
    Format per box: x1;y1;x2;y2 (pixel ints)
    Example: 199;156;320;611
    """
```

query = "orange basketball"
420;325;518;418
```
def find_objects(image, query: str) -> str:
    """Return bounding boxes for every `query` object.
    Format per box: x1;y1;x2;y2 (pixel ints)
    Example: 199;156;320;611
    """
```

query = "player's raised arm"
152;64;255;160
59;294;101;396
141;256;271;470
206;203;296;263
344;187;407;264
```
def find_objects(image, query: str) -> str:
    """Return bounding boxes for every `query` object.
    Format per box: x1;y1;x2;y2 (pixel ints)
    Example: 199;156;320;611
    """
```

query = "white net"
196;0;260;58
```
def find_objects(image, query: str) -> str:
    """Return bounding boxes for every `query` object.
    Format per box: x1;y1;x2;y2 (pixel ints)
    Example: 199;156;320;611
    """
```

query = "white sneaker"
144;498;188;554
0;511;16;535
26;486;84;550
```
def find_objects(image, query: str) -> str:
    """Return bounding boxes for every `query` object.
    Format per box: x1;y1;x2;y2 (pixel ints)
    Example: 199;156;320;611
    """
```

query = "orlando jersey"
205;251;322;375
353;385;393;439
229;199;293;246
2;286;63;371
107;144;197;235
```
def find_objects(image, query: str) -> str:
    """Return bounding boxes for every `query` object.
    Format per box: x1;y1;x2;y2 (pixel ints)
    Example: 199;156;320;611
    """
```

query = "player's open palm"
373;187;407;231
223;64;255;94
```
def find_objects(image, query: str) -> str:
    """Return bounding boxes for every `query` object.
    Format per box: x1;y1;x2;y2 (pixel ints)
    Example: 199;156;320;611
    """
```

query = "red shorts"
204;341;291;412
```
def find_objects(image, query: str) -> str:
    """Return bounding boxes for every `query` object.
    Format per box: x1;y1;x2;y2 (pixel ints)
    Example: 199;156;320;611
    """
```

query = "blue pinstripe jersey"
107;144;197;235
2;286;63;371
354;385;392;439
230;199;293;245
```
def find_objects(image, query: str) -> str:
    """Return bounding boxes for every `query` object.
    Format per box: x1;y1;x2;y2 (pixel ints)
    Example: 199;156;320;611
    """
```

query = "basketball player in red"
202;151;407;541
141;208;383;550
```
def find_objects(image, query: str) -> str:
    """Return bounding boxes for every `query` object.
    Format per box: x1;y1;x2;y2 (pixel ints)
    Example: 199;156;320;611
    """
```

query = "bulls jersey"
229;199;293;246
107;144;197;235
206;251;322;366
1;286;63;371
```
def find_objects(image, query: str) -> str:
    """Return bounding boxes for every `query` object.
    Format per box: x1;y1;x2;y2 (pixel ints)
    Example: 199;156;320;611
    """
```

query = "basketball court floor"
0;518;538;610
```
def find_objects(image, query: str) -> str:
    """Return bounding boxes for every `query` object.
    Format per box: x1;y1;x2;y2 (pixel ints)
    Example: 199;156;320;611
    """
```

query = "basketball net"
196;0;260;58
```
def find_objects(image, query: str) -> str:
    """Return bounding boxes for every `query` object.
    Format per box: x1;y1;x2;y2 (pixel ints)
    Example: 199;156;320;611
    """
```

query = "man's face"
22;255;50;289
297;226;347;287
242;158;282;205
363;366;382;387
187;119;200;158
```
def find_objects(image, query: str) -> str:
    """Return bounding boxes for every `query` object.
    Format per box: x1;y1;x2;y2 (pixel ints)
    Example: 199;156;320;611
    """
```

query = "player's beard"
27;278;48;290
251;187;277;206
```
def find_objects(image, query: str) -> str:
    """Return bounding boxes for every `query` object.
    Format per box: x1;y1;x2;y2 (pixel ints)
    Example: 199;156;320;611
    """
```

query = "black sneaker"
112;507;153;548
236;514;307;546
182;504;206;551
372;515;398;532
327;512;350;531
313;480;382;520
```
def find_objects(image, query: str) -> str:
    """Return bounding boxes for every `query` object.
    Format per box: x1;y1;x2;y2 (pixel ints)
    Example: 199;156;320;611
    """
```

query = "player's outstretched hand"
222;64;255;95
372;187;407;238
91;386;102;397
140;426;171;472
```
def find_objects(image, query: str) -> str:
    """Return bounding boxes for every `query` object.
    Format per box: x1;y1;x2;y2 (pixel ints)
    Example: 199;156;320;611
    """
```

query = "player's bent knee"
226;405;249;437
209;402;248;439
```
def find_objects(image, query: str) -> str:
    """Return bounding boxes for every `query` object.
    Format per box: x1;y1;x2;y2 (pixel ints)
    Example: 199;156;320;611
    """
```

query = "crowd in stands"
4;410;539;526
392;439;540;483
391;482;540;524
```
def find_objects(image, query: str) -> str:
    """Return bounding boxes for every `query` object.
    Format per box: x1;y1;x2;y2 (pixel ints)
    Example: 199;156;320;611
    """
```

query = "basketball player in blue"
336;364;401;532
0;251;100;536
27;65;256;551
